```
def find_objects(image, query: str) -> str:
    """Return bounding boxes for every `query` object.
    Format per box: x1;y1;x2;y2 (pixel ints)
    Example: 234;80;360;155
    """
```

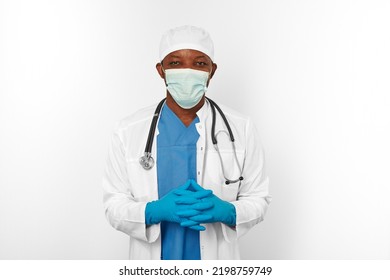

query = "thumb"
190;179;205;191
190;180;213;199
176;179;192;191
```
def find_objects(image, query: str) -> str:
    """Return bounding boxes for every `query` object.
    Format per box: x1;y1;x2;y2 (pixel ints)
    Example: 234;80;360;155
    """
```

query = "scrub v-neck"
157;104;201;260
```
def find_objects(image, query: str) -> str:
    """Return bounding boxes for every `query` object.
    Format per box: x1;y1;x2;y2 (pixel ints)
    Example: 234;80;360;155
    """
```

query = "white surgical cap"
159;25;214;62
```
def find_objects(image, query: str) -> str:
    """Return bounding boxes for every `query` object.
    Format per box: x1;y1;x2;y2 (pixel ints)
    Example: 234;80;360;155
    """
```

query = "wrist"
145;200;161;225
223;201;236;226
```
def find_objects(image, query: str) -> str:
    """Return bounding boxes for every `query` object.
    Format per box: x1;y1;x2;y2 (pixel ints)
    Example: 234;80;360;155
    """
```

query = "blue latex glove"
145;180;213;230
176;180;237;227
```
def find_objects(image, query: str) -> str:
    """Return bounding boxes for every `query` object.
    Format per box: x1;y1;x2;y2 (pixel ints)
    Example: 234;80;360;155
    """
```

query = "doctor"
103;25;271;260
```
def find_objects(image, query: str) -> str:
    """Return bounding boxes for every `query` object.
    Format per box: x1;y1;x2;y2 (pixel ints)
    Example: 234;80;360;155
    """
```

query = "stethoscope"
139;97;244;185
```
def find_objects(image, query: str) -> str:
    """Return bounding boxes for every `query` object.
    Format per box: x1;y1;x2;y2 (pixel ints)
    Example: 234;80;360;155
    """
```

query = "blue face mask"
164;68;210;109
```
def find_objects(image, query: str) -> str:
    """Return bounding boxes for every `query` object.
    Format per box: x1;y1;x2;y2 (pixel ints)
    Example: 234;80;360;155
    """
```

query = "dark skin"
156;49;218;126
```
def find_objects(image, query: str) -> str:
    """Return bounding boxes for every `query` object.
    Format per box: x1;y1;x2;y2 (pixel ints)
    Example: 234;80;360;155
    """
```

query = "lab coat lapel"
147;115;160;201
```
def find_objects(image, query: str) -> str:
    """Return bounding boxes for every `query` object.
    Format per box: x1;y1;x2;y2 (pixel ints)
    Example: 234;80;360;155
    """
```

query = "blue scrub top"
157;104;200;260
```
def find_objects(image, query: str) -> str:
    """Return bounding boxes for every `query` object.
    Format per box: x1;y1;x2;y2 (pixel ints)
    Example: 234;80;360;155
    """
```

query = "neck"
166;92;205;127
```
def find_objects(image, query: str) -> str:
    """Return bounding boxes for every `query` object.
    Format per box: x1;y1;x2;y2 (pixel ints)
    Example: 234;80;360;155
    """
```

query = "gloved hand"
145;179;213;231
176;180;237;227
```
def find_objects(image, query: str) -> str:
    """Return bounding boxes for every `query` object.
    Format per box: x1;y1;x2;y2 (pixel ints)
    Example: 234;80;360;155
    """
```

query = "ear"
210;63;218;79
206;63;217;87
156;62;165;79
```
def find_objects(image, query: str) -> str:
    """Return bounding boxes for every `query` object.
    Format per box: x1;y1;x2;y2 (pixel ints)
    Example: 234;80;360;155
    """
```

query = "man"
103;25;271;260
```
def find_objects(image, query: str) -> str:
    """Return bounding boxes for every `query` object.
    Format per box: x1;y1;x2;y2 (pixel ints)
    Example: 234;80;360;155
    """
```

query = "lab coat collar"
195;97;210;123
155;98;210;136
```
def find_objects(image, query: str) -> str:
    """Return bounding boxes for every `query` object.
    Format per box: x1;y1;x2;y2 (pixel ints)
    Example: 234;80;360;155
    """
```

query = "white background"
1;0;389;259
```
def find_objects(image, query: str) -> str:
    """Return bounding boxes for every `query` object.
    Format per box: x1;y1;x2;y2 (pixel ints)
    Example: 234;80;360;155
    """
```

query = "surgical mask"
163;68;209;109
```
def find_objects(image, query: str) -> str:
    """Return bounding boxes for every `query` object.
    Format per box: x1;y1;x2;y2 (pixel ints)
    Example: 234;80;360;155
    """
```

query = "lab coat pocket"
203;149;244;201
221;183;240;202
126;157;157;200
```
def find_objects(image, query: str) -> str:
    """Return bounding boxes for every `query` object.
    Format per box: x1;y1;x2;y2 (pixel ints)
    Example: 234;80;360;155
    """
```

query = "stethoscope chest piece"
139;153;154;170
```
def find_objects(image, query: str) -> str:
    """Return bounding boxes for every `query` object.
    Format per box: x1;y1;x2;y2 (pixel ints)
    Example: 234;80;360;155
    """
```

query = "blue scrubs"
157;104;200;260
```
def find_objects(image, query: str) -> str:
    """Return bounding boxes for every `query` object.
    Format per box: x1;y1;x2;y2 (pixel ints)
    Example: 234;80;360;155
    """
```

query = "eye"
169;61;180;66
196;61;207;66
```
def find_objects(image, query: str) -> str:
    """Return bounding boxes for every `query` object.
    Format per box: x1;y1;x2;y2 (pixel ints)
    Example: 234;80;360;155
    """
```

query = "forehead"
164;49;211;61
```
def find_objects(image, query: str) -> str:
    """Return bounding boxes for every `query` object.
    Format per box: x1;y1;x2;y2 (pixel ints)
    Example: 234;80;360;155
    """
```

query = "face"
156;49;217;85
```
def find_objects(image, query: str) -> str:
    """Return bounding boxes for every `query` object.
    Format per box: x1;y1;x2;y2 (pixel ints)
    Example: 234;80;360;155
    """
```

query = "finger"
180;220;199;227
176;209;201;217
189;214;213;223
175;197;199;205
174;189;212;199
190;179;204;191
179;219;206;231
189;225;206;231
189;180;213;198
175;180;192;192
191;201;214;210
171;215;186;224
174;189;195;196
193;190;213;199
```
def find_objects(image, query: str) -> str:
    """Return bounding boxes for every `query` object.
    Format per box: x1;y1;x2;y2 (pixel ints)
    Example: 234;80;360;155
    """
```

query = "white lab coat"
102;100;271;259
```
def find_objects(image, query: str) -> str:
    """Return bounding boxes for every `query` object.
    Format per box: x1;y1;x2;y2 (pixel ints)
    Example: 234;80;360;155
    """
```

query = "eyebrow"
166;55;208;59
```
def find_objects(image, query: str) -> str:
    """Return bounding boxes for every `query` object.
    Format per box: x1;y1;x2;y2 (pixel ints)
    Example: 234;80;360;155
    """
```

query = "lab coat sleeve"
102;125;159;243
221;118;271;242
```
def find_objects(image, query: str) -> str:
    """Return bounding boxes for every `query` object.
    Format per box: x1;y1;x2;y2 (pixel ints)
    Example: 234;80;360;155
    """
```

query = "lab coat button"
199;125;202;129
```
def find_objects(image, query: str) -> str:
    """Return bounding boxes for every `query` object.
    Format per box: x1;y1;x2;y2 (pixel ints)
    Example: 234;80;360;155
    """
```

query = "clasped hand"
145;179;236;231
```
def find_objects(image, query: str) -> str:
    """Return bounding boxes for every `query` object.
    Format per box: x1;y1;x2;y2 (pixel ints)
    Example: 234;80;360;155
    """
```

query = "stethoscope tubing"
140;97;243;184
144;98;166;156
208;97;235;143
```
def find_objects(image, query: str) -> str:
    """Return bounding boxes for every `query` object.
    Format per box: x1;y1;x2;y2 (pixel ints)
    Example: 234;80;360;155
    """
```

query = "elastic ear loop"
161;61;167;86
